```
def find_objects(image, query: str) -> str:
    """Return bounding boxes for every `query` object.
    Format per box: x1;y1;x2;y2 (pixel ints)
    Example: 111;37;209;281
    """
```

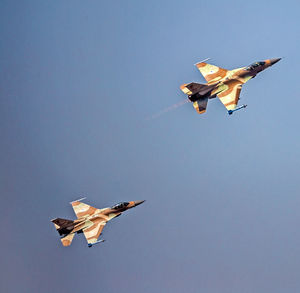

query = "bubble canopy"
111;202;130;209
246;61;265;70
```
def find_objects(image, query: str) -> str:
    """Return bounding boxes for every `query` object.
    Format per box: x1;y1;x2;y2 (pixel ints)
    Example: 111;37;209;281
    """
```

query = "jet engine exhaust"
147;99;190;120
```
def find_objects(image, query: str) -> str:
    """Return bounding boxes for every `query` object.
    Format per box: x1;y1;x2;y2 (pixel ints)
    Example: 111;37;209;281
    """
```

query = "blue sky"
1;1;300;292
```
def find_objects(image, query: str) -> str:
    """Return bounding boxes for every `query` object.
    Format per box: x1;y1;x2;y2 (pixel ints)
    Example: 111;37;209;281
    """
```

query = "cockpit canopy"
246;61;265;70
111;202;130;210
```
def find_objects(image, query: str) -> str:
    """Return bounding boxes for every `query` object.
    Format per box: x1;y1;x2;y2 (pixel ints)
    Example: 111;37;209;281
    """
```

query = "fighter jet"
180;58;281;115
51;198;145;247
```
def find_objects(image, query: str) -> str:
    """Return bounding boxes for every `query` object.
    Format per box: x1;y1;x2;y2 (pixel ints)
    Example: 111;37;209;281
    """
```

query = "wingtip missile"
194;58;211;66
228;104;247;115
70;197;87;204
88;239;105;248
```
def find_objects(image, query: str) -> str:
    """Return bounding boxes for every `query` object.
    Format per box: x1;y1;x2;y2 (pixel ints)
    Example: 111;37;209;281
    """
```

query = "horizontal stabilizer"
193;98;208;114
60;233;75;247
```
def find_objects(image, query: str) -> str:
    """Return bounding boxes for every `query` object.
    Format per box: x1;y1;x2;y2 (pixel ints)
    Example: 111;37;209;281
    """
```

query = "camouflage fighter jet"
180;58;281;115
51;198;145;247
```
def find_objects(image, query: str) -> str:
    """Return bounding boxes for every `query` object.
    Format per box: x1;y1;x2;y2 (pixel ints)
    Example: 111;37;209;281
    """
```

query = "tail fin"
51;218;73;230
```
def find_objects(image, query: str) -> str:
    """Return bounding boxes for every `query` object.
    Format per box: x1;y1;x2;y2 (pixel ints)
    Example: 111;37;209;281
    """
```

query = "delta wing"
217;79;243;111
195;62;228;84
71;199;102;219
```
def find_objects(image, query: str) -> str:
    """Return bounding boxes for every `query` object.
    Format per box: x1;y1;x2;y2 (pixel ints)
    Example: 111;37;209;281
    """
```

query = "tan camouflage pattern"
196;63;228;84
71;201;100;218
180;84;194;96
216;80;242;110
61;233;75;247
51;200;145;247
180;58;280;113
83;221;106;244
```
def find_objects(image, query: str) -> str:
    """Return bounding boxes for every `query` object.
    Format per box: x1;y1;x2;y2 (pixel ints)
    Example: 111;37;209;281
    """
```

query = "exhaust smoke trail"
146;99;190;120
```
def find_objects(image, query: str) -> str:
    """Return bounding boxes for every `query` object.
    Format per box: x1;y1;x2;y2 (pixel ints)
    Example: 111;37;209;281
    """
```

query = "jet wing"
83;220;106;245
195;62;228;84
217;80;242;111
71;199;100;219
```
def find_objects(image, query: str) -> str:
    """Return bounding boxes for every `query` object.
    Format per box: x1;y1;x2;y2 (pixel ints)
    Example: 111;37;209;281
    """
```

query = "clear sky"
1;1;300;292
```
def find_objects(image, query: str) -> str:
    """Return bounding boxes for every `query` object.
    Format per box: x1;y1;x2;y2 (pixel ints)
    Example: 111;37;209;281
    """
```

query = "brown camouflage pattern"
180;58;281;113
51;200;145;247
193;99;208;114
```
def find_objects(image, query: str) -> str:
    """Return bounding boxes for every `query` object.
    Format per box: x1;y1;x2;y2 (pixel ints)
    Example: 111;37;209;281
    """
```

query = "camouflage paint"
51;200;145;247
180;58;281;114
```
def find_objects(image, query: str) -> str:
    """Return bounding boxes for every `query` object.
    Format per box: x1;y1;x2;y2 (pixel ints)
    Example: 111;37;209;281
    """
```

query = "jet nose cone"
134;200;145;206
270;58;281;65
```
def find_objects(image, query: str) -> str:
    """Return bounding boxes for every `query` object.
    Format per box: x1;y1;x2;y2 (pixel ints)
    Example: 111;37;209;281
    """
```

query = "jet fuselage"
55;200;145;237
188;58;281;103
